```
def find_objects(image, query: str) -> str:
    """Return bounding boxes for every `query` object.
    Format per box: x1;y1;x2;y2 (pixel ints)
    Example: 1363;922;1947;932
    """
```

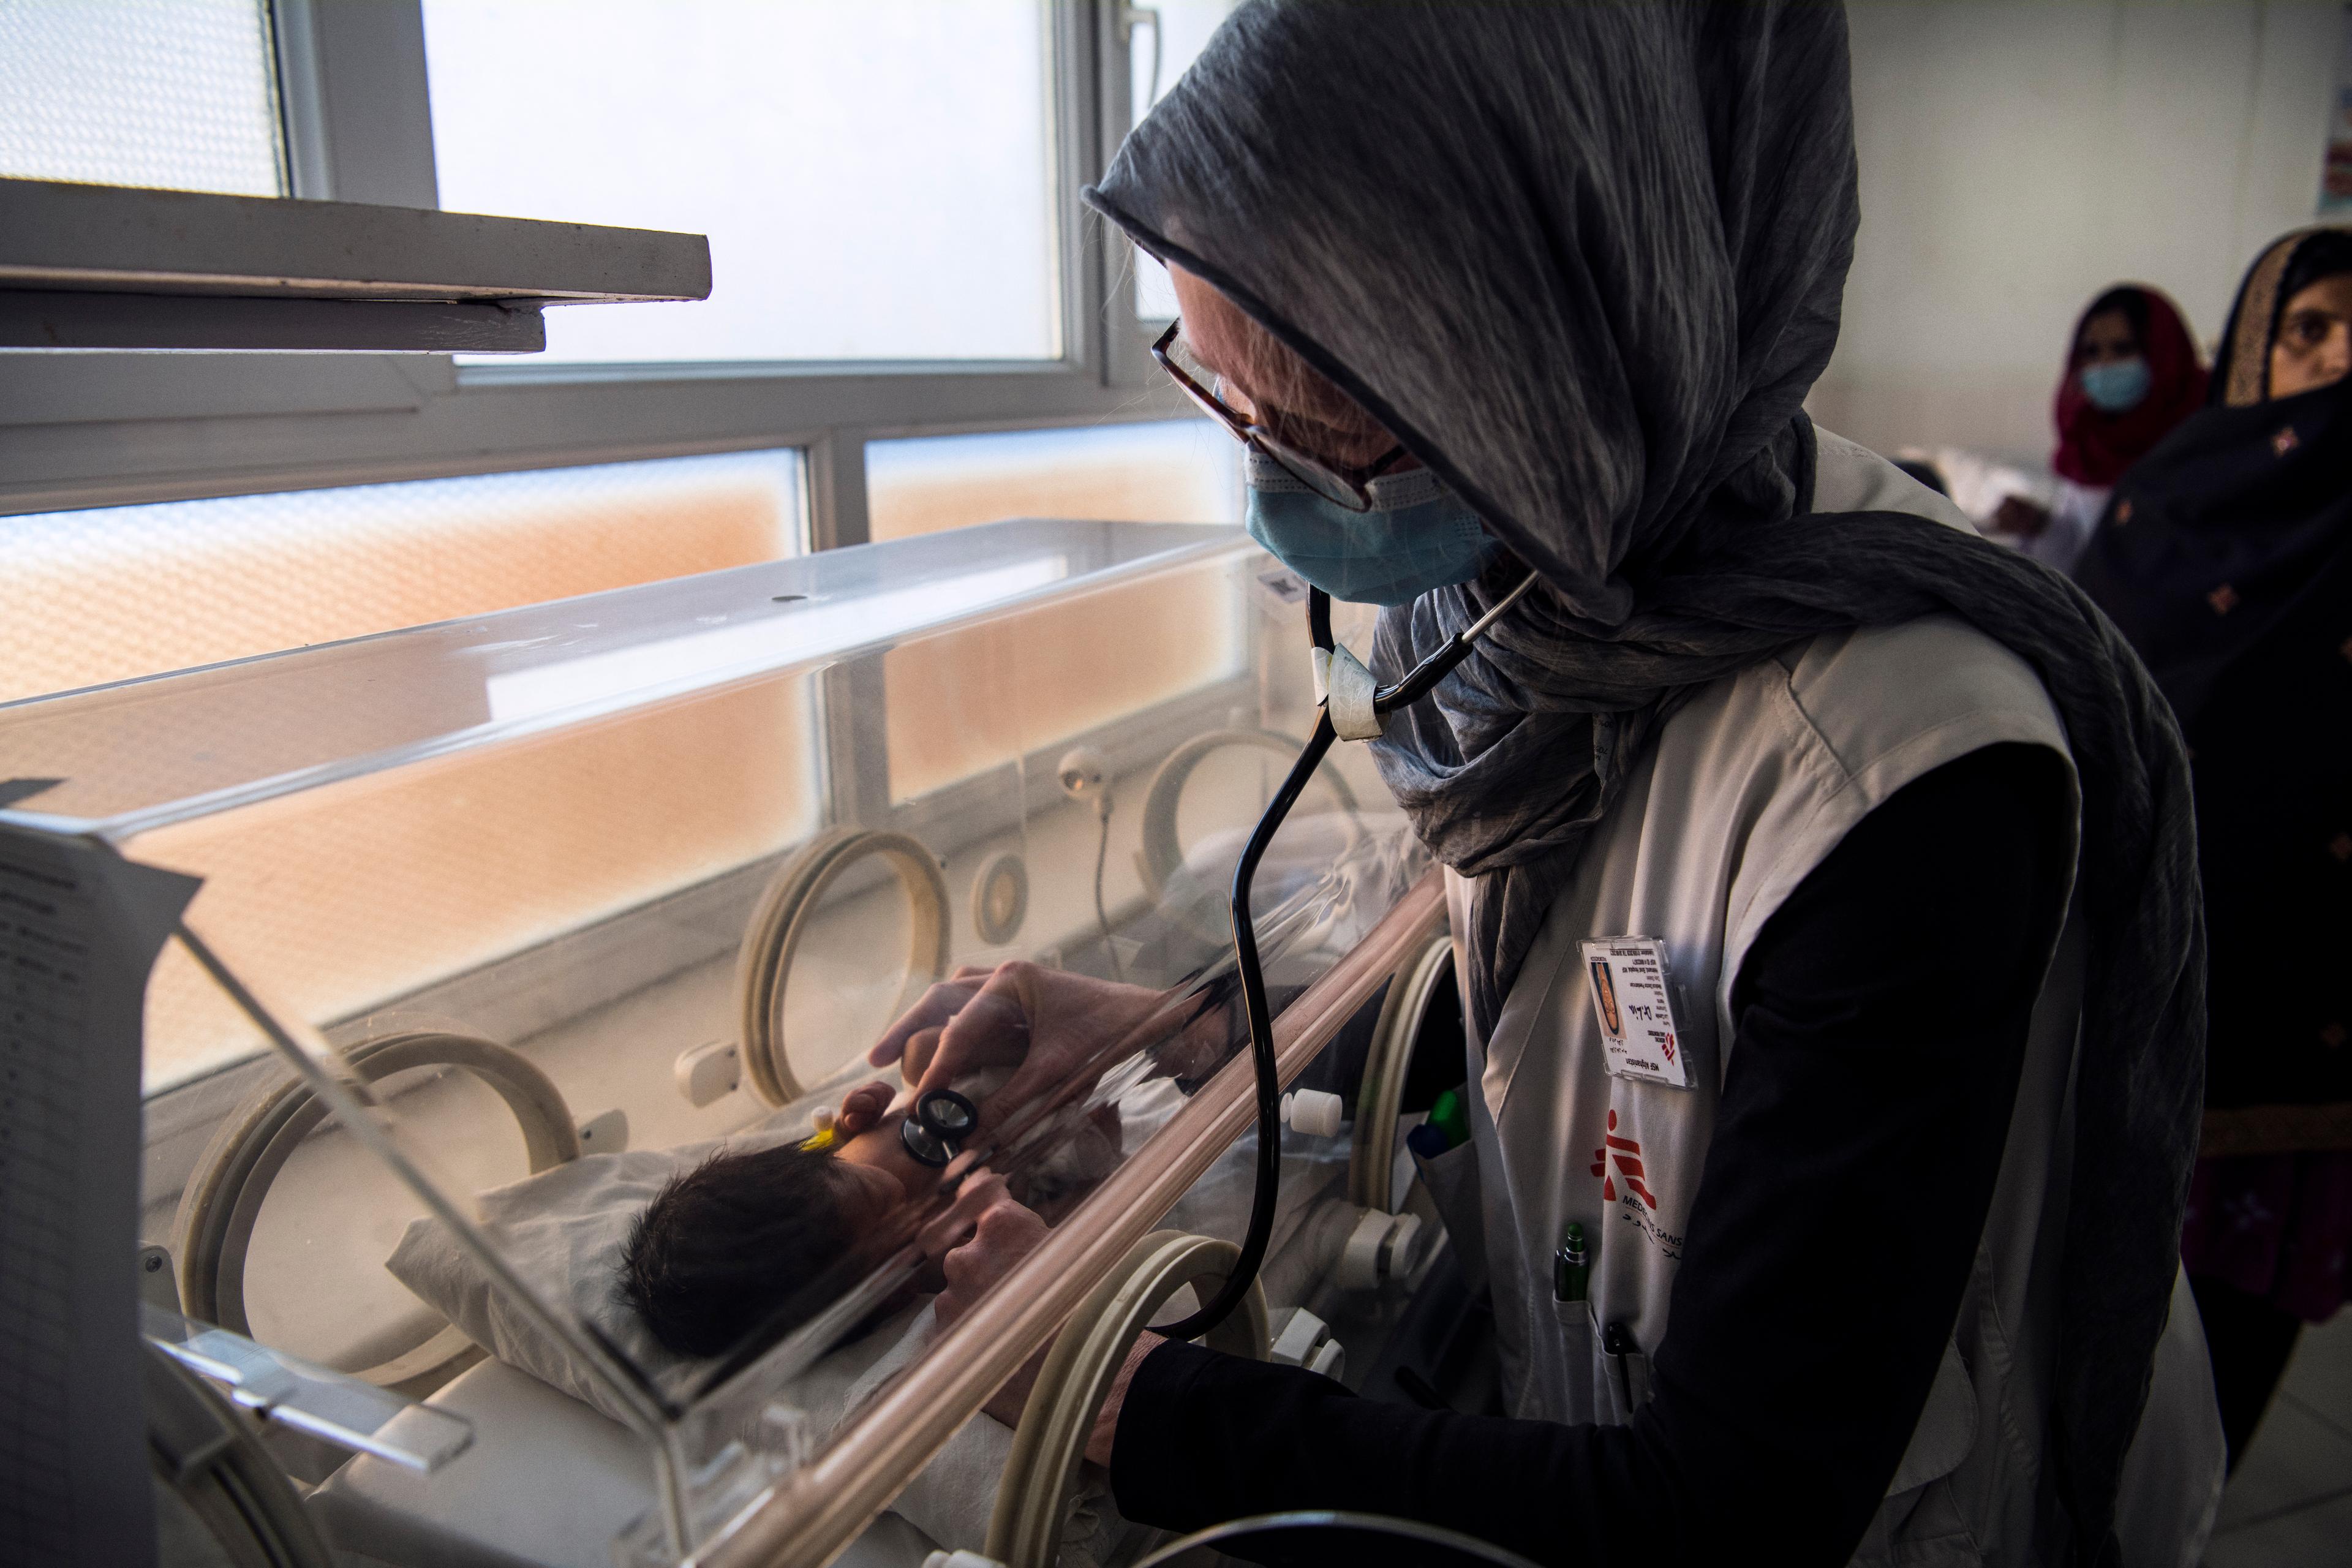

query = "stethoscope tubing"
1151;704;1339;1341
1130;571;1533;1343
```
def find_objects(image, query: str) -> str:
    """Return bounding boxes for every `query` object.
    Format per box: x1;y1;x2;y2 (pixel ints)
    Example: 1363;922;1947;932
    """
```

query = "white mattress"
310;1359;937;1568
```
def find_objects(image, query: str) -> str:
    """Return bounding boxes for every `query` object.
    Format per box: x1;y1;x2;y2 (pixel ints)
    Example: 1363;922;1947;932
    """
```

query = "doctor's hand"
922;1170;1152;1457
922;1172;1052;1430
924;1171;1046;1325
872;960;1210;1137
870;967;1005;1084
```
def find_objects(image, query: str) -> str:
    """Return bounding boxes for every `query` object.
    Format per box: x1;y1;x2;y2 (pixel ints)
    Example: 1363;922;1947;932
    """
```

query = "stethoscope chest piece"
899;1087;981;1167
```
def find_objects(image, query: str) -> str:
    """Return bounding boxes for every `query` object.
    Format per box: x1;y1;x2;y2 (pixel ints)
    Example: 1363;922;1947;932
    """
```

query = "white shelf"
0;177;711;353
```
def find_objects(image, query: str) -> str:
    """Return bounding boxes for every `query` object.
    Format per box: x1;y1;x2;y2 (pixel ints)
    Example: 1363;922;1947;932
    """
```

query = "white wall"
1809;1;2344;464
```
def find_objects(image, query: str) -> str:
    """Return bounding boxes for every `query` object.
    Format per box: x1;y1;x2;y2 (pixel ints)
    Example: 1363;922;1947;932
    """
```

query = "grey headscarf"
1087;4;2201;1561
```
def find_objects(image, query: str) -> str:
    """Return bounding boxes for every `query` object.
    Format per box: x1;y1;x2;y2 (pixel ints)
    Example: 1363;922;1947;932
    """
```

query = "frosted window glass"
1130;0;1238;319
0;0;284;195
884;557;1243;802
866;420;1240;543
138;674;819;1093
0;449;804;704
422;0;1057;364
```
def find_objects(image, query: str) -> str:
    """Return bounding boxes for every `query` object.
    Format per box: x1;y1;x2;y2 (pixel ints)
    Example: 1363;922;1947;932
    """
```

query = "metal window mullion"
1050;0;1109;384
0;362;1194;518
270;0;334;200
816;655;894;829
804;427;889;826
1096;1;1161;389
268;0;456;398
804;428;871;553
273;0;437;209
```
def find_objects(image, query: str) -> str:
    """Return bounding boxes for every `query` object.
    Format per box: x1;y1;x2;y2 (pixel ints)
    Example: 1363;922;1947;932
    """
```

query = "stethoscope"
1153;570;1539;1340
899;1087;981;1167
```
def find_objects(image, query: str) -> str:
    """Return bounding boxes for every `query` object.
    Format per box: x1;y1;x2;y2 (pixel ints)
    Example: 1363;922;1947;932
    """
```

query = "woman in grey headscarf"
924;4;2220;1564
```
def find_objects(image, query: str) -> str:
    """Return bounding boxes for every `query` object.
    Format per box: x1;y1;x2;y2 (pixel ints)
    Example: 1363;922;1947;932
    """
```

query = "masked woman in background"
2077;227;2352;1466
1986;285;2207;573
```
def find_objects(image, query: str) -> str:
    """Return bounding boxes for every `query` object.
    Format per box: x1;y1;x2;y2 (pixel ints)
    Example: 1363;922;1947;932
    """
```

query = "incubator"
0;518;1479;1568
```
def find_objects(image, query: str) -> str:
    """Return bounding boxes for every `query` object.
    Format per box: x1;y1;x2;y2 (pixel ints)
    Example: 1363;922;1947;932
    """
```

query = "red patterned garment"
2051;284;2208;486
2181;1153;2352;1323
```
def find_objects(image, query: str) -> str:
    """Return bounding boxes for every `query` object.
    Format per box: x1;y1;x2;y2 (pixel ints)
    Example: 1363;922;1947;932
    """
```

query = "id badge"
1580;937;1692;1089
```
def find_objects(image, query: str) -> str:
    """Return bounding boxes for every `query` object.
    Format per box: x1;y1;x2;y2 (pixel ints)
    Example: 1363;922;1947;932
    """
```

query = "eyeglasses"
1153;320;1408;512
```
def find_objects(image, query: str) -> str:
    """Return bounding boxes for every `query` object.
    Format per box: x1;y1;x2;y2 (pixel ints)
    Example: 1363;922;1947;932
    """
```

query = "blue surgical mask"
2079;357;2152;413
1243;450;1496;606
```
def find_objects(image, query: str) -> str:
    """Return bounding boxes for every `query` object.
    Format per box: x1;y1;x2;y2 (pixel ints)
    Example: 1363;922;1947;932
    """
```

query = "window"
2;1;1210;690
0;0;284;195
1128;0;1241;320
421;0;1060;364
0;450;804;705
865;420;1238;542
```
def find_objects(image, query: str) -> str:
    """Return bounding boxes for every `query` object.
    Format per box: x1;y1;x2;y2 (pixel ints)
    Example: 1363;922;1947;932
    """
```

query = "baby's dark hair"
2078;285;2152;348
619;1143;854;1357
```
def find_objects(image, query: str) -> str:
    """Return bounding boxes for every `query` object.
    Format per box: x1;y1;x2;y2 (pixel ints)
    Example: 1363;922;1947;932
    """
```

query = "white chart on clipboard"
1;826;198;1563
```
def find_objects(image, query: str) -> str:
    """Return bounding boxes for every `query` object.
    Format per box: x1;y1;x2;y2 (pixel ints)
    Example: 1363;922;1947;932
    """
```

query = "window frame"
0;0;1192;551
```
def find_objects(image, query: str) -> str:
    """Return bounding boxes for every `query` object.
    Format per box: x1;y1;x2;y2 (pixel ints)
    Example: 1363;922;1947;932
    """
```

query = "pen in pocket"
1553;1221;1588;1302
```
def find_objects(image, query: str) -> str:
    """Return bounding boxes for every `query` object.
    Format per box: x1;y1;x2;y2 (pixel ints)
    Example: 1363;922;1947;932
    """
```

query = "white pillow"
385;1120;785;1423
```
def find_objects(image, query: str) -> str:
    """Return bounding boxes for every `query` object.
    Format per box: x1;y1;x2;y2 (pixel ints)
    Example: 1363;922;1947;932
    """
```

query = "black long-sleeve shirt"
1110;743;2073;1566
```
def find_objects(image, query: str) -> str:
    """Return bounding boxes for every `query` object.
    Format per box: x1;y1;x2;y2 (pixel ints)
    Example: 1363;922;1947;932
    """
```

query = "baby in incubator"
620;1055;1120;1358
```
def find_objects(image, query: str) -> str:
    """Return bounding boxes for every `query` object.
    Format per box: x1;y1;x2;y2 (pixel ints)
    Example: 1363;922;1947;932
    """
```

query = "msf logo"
1591;1110;1658;1210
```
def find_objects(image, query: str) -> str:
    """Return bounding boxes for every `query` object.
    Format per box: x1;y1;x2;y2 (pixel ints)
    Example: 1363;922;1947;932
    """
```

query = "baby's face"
827;1155;910;1234
827;1091;975;1295
831;1090;940;1214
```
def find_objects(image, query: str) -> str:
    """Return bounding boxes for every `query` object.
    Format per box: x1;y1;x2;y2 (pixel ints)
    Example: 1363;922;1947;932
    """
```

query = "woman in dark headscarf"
1988;285;2208;573
915;4;2217;1564
2076;227;2352;1468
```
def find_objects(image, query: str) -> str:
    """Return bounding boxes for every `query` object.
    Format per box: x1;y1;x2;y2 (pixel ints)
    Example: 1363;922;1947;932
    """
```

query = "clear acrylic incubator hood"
1;518;1470;1568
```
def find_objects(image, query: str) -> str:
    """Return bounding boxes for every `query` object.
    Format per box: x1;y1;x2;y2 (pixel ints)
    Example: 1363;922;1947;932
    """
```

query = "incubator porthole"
970;848;1030;944
735;827;952;1106
1351;925;1460;1214
172;1031;579;1397
1138;728;1363;941
987;1230;1268;1568
145;1343;337;1568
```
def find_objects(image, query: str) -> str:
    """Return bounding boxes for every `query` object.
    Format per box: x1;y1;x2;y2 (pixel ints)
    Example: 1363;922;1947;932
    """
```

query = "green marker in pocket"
1554;1221;1589;1303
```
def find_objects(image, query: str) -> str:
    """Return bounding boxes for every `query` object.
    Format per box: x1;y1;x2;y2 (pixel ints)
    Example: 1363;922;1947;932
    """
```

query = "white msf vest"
1444;433;2223;1566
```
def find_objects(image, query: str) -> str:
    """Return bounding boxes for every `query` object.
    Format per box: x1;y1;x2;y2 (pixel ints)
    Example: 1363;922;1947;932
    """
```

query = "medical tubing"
1091;797;1126;981
1152;707;1338;1341
1131;1510;1545;1568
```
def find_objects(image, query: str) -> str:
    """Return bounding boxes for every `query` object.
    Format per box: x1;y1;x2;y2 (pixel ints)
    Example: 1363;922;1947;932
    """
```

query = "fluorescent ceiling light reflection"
484;557;1065;723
